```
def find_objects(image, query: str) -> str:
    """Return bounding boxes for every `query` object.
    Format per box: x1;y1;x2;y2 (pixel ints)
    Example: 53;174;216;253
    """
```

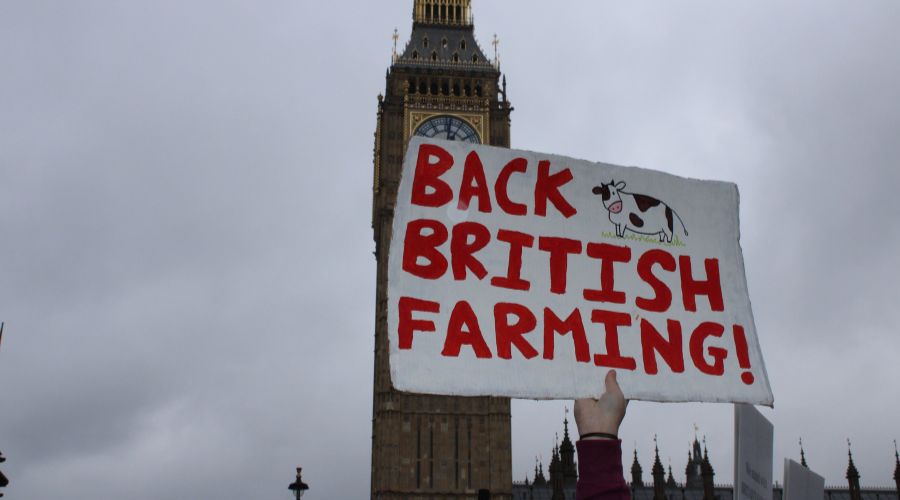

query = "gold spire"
392;28;399;62
492;33;500;69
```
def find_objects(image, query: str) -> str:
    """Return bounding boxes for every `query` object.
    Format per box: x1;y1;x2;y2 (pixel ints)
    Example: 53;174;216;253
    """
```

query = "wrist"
576;419;620;438
580;432;618;441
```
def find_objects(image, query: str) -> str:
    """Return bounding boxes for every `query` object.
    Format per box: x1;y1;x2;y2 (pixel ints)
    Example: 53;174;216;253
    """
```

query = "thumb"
604;369;621;394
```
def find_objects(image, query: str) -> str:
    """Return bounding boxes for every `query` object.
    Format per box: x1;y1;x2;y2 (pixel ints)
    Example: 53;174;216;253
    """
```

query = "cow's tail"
672;209;689;236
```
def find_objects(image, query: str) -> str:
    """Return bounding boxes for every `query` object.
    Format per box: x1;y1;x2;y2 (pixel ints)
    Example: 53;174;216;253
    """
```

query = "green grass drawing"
600;231;687;248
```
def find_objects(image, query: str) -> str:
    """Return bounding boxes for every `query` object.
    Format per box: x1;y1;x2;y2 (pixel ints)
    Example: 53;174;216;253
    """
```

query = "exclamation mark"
732;325;754;385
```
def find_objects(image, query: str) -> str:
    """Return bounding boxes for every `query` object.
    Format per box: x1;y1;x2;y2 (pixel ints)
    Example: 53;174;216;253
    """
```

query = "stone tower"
685;437;704;489
370;1;513;498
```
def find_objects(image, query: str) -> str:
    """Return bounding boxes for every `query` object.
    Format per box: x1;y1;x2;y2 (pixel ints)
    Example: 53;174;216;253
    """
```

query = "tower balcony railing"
404;93;491;112
394;55;496;70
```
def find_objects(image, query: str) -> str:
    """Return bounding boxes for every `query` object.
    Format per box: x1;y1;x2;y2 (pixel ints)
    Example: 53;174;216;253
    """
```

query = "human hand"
574;370;628;440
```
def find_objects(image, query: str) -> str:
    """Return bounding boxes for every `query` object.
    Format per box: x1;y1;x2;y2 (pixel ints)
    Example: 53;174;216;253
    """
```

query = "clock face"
414;115;480;143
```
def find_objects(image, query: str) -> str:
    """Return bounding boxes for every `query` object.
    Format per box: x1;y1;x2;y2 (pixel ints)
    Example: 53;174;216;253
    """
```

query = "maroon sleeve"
576;439;631;500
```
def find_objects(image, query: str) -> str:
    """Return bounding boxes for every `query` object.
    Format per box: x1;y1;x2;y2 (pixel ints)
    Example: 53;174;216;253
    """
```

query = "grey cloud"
2;1;898;498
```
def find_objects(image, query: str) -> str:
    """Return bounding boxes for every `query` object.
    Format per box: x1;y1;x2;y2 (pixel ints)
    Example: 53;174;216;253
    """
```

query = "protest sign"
783;459;825;500
734;404;774;500
387;137;773;404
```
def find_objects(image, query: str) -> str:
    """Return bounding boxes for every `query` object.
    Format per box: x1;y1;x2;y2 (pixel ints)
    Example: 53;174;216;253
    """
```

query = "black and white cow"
591;181;688;242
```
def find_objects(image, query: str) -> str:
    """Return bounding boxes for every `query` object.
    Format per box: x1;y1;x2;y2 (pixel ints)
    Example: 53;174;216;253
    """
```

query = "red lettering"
458;151;492;213
538;236;582;294
543;308;590;362
495;157;528;216
679;256;724;312
398;297;439;350
494;302;539;360
583;243;631;304
442;301;492;359
732;324;755;385
640;318;684;375
689;322;727;375
535;160;576;218
450;222;490;280
590;309;637;370
411;143;454;207
490;229;535;291
636;249;676;312
402;219;448;279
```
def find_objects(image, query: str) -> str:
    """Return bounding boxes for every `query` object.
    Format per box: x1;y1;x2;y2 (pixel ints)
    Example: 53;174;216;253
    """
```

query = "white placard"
387;137;773;403
734;404;774;500
783;459;825;500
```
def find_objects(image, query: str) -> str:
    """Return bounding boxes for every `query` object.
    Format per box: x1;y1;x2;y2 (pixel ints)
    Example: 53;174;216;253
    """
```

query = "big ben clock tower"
371;1;513;498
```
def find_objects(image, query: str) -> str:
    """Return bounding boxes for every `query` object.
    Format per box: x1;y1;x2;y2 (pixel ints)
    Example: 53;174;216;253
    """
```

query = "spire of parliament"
893;440;899;494
666;463;677;488
559;410;577;486
800;437;808;468
652;437;666;500
846;440;862;500
701;438;716;500
631;449;644;487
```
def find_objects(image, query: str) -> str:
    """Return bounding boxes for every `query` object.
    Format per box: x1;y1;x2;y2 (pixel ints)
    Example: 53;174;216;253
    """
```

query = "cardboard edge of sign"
389;362;775;407
728;183;776;409
386;138;776;408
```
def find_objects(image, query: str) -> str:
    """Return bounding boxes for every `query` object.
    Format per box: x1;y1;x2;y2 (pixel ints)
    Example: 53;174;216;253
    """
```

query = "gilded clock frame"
406;110;488;144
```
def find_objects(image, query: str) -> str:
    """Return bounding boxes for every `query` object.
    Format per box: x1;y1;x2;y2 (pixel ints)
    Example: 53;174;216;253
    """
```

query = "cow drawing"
591;181;688;243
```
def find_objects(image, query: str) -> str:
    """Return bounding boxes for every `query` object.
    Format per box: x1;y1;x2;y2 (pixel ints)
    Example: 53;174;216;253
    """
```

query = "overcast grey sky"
1;1;899;498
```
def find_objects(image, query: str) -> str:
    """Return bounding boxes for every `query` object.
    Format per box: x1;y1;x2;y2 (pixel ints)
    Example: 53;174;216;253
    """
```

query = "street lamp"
288;467;309;499
0;450;8;498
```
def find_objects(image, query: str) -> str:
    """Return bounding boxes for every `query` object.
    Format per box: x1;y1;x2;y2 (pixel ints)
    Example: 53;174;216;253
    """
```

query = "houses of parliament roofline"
514;420;900;500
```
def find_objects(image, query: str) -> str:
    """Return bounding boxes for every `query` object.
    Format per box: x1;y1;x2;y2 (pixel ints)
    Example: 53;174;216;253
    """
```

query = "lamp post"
288;467;309;499
0;450;8;498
